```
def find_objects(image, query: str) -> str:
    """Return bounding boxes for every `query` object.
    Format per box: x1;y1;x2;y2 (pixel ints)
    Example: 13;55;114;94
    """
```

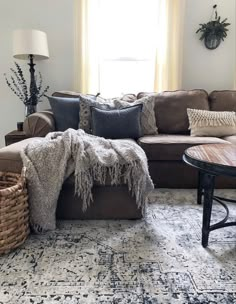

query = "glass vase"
25;104;37;117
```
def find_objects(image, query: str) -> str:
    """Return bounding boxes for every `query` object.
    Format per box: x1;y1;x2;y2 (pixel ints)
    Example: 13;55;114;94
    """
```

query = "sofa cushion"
137;90;209;134
137;92;154;99
187;108;236;137
209;90;236;111
53;91;137;102
91;104;143;139
47;95;81;131
120;93;137;102
113;96;157;135
138;134;229;161
79;95;113;133
52;91;83;98
79;95;157;136
0;138;38;173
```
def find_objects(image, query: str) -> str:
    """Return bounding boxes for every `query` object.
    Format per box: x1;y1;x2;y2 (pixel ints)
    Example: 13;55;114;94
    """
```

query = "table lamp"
13;29;49;108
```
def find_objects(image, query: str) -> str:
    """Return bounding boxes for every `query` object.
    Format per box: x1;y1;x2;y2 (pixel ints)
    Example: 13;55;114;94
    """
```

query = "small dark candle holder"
17;122;24;131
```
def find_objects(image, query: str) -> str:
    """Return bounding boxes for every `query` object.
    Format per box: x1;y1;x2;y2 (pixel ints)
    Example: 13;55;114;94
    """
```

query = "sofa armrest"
23;111;55;137
0;138;35;173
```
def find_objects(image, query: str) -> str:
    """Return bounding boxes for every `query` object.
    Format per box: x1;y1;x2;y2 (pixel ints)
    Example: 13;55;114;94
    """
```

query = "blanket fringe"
75;160;150;212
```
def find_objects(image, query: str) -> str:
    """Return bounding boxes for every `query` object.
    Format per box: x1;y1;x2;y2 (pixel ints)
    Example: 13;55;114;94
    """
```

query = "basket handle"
21;167;27;186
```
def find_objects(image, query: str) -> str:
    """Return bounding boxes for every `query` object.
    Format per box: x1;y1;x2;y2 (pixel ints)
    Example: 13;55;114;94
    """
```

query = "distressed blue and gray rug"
1;189;236;304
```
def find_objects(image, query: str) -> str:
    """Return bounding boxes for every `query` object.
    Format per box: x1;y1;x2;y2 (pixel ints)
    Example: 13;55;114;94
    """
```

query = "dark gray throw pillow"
91;104;143;139
47;95;81;131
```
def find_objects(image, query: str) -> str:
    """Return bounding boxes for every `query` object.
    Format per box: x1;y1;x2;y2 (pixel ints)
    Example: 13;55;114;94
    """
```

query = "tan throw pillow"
187;108;236;137
79;95;158;135
113;96;158;135
79;95;114;133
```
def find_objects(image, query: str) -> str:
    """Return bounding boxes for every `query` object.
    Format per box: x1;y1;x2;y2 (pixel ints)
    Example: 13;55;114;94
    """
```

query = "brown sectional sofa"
137;89;236;188
1;89;236;220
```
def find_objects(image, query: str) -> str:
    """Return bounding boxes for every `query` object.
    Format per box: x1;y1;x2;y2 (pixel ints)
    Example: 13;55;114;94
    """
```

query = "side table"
5;130;29;146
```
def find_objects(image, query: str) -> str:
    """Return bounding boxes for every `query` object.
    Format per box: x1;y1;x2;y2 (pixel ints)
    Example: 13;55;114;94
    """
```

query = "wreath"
196;5;230;50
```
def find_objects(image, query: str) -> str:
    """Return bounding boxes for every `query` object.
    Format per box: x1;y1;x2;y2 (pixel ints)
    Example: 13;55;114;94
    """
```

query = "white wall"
0;0;74;147
0;1;235;148
182;0;235;91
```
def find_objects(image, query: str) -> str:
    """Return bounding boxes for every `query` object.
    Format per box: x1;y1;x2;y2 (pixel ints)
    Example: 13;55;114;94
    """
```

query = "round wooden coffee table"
183;143;236;247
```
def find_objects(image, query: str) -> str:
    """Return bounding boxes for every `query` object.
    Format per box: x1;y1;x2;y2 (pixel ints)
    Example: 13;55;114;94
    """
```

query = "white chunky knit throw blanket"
21;129;154;232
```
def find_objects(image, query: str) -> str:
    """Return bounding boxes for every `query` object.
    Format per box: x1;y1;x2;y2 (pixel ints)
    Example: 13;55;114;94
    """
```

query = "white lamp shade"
13;29;49;60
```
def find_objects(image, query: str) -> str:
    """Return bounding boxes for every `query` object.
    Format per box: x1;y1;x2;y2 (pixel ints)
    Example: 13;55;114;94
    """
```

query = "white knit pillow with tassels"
187;108;236;137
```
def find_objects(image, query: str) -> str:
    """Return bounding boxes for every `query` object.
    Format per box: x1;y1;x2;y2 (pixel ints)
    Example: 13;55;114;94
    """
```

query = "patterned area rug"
1;189;236;304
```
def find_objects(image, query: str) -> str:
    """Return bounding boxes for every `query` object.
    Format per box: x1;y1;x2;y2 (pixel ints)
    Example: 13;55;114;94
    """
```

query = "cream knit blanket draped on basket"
21;129;154;232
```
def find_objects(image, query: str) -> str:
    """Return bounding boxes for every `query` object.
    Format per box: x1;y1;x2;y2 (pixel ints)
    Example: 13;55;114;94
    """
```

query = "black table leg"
201;172;215;248
197;170;204;205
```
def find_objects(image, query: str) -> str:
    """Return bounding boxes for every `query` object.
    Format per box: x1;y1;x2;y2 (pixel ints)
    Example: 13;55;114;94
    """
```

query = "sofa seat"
138;134;229;161
0;138;38;173
0;137;134;185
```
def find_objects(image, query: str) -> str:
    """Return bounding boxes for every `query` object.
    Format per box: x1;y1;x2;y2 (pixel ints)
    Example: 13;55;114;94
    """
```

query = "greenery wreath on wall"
196;5;230;50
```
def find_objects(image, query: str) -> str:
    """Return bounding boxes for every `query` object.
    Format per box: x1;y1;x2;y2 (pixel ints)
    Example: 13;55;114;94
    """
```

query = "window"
98;0;159;97
75;0;185;95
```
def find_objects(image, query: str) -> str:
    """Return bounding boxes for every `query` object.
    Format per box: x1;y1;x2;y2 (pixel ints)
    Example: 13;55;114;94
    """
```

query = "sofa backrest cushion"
52;91;137;102
209;90;236;111
138;90;209;134
52;91;82;98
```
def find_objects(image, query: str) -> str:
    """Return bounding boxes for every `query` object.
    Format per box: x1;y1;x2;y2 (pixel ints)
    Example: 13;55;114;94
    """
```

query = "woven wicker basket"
0;168;29;254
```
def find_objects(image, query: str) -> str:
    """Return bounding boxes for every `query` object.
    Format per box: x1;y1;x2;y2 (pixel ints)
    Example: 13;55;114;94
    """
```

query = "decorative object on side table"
4;29;50;117
17;121;24;131
196;4;230;50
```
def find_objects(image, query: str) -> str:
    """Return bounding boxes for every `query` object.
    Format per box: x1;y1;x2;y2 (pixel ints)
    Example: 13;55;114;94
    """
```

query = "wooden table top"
185;144;236;167
184;144;236;177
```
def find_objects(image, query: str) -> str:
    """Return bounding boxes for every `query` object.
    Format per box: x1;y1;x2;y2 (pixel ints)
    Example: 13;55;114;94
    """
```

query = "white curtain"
74;0;186;94
74;0;100;94
154;0;186;91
